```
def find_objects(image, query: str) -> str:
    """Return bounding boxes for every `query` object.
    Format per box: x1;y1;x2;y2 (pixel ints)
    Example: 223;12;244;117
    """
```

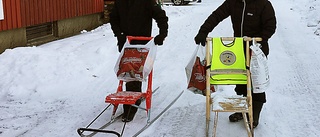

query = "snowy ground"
1;0;320;137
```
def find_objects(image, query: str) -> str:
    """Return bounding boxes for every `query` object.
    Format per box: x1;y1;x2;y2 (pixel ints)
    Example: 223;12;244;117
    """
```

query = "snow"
1;0;320;137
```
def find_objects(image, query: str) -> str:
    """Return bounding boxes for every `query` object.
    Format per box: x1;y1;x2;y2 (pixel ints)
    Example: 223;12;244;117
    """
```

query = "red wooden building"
0;0;107;53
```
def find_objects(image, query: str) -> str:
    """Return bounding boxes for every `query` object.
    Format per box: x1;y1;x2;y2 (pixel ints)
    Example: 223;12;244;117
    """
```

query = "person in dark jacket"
109;0;168;122
194;0;276;128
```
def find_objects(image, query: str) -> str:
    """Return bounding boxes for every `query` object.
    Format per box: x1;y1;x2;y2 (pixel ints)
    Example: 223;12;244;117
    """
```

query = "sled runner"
77;36;184;137
204;37;262;137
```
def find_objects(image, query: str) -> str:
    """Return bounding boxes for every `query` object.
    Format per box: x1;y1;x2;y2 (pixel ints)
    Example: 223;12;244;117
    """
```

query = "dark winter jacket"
109;0;168;37
198;0;276;55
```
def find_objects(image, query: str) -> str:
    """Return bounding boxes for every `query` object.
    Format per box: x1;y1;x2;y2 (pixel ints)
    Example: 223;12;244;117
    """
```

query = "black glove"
117;33;126;52
154;34;166;46
194;33;207;46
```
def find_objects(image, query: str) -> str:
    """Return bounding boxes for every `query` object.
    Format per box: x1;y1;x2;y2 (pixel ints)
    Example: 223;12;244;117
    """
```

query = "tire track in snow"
267;1;320;136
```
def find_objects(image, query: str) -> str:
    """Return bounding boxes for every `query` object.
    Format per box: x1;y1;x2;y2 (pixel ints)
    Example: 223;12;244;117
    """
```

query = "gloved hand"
194;32;207;46
154;34;166;46
117;33;126;52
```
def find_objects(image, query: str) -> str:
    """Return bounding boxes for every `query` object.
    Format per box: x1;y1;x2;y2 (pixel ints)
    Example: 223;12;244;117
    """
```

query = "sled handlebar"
206;37;262;42
127;36;153;42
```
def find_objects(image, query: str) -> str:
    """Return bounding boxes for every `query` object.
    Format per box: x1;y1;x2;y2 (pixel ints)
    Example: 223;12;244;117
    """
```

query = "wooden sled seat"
211;93;248;112
105;91;145;105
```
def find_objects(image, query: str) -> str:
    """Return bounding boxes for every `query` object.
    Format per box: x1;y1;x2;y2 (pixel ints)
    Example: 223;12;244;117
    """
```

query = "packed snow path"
0;0;320;137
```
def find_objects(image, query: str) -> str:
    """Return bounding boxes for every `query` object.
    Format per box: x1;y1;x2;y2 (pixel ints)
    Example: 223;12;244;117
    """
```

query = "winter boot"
229;112;244;122
122;99;142;122
252;101;264;128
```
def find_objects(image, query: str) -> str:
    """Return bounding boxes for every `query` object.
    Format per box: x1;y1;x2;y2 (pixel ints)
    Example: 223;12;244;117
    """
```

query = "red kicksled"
77;36;157;137
105;71;153;120
106;36;156;122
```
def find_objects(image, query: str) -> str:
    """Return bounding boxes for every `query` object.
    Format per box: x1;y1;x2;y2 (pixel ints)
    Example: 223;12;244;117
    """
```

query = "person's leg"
252;93;266;127
122;81;142;122
229;85;266;128
229;84;247;122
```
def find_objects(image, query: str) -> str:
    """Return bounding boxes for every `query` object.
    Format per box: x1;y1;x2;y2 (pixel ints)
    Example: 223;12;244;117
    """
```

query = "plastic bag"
250;39;270;93
115;39;157;82
185;46;215;96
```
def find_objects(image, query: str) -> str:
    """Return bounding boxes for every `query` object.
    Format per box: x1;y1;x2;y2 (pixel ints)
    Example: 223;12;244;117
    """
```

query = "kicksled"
204;37;263;137
185;37;265;137
77;36;184;137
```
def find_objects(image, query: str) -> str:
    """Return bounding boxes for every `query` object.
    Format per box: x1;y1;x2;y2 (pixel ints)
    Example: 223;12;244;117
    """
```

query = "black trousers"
123;81;142;115
235;43;268;103
235;84;266;103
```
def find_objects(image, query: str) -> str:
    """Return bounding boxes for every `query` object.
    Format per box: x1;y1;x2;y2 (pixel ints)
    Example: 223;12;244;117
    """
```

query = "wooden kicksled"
205;37;262;137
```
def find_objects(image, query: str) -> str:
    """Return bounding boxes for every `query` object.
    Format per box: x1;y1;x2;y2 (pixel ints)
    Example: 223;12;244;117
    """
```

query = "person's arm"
109;0;127;52
152;3;168;37
195;0;230;46
151;1;168;45
198;0;231;35
109;0;122;36
260;1;277;41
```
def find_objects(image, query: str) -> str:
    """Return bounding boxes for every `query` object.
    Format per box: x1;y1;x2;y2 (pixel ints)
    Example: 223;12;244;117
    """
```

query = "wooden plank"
75;0;78;16
61;0;66;19
78;0;82;16
29;0;35;26
57;0;61;20
59;0;63;19
50;0;54;22
86;0;90;14
44;0;49;22
15;0;22;28
36;0;41;24
68;0;72;17
83;0;85;14
53;0;57;20
98;0;104;12
93;0;96;12
49;0;56;20
26;27;52;36
63;0;67;19
20;0;26;27
39;0;44;24
5;0;12;29
26;22;52;40
33;0;37;25
80;0;83;15
27;0;32;26
57;0;61;19
25;0;30;26
83;0;87;15
65;0;68;18
44;0;48;22
70;0;75;17
48;0;53;21
11;0;17;28
70;0;74;17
